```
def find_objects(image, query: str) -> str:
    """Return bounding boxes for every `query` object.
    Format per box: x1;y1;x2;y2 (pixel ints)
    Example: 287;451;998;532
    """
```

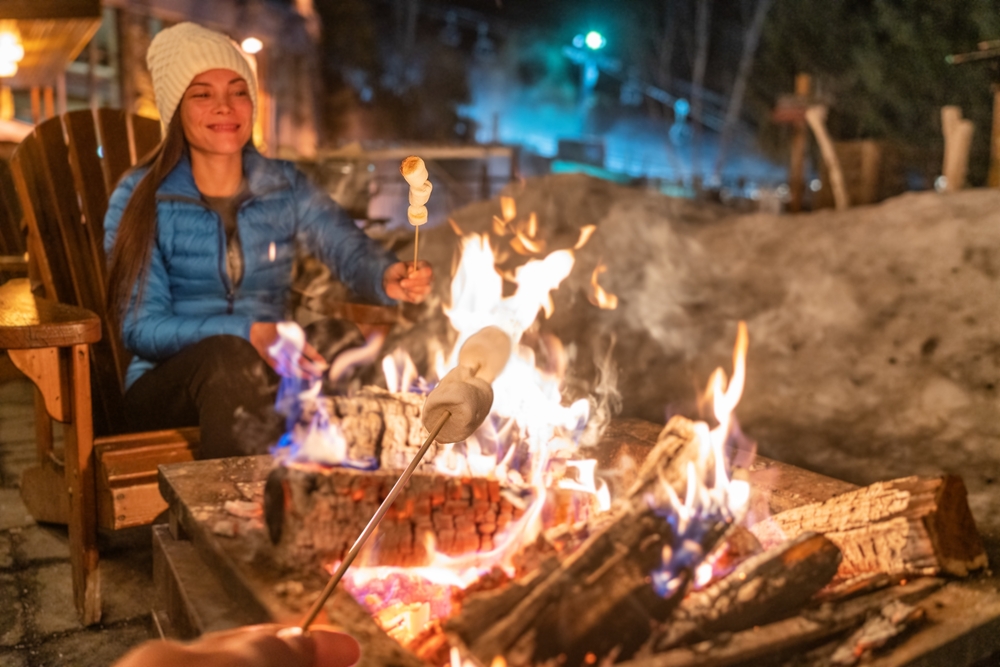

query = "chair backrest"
10;109;162;435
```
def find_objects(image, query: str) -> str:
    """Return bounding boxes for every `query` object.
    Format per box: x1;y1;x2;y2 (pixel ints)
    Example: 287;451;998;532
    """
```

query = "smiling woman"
102;22;434;459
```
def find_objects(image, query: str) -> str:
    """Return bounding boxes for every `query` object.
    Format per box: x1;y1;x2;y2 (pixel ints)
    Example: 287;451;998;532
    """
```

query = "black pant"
123;335;284;459
122;320;366;460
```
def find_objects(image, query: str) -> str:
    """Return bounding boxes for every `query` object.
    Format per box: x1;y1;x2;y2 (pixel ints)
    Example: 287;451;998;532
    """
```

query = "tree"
748;0;1000;186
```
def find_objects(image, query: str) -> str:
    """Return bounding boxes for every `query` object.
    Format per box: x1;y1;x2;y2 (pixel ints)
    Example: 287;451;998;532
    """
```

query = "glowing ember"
650;322;754;598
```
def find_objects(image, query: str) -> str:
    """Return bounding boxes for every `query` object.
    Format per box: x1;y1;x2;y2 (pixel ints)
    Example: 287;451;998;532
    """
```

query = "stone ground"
0;378;157;667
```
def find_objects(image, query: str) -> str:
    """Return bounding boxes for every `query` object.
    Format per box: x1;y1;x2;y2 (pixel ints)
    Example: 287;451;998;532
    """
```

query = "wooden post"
43;87;55;120
788;74;811;212
990;85;1000;188
65;343;100;624
805;105;849;210
942;106;975;192
30;87;40;124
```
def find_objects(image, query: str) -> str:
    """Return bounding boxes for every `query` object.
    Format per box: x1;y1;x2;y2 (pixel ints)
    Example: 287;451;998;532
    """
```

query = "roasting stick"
298;325;512;631
299;409;452;631
401;156;431;277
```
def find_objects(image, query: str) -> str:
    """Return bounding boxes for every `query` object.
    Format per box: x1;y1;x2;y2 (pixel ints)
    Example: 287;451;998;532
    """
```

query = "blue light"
585;31;605;50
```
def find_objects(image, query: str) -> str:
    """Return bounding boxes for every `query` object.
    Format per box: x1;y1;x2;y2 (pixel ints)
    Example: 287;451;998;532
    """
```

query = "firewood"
616;578;943;667
654;532;842;651
291;388;432;470
750;475;987;579
449;415;732;665
263;465;518;570
452;504;681;666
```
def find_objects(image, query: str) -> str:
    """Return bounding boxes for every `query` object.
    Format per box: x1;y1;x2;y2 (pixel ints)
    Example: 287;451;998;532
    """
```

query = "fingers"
298;342;330;380
309;627;362;667
399;261;433;303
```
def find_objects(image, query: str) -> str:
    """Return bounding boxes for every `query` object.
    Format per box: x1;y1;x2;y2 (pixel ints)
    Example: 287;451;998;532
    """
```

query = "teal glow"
584;31;605;50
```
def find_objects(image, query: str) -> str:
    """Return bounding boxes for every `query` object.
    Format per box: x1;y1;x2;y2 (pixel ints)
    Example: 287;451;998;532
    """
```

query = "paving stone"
15;526;68;564
0;490;34;531
0;415;34;444
0;574;23;647
32;619;154;667
100;545;153;625
28;563;81;636
0;649;28;667
0;534;12;569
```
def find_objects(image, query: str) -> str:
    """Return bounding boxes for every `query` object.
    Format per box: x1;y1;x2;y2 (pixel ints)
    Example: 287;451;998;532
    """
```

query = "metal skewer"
299;409;452;631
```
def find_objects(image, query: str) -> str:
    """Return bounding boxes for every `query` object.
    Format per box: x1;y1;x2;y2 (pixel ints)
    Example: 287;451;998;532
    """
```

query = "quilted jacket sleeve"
103;174;254;362
290;168;398;305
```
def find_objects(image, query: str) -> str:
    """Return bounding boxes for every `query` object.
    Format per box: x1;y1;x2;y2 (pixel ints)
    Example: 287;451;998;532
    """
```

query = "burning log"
750;475;988;579
654;532;842;651
290;388;433;470
264;465;523;570
449;504;679;666
447;414;736;665
616;577;944;667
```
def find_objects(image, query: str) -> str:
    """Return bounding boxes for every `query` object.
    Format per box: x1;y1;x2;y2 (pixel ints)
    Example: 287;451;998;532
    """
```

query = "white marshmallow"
407;205;428;226
400;156;428;187
408;180;433;207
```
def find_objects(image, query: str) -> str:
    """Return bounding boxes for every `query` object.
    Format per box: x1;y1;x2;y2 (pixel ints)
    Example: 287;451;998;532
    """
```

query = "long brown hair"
106;114;187;324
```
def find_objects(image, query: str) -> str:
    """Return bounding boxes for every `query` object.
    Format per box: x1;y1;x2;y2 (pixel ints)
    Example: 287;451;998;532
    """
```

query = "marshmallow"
408;180;433;207
407;205;428;226
400;156;428;187
421;366;494;444
456;326;512;383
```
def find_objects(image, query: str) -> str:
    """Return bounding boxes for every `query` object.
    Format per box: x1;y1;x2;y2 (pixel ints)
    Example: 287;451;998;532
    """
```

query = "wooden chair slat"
11;136;72;302
64;110;110;272
131;115;161;164
35;120;97;309
95;109;132;192
0;159;25;256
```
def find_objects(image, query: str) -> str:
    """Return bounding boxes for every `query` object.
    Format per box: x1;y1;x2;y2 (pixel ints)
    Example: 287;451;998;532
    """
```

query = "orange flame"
588;262;619;310
500;195;517;222
574;225;597;249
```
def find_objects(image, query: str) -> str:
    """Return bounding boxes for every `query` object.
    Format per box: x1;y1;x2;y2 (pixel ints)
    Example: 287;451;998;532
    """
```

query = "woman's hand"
112;624;360;667
249;322;328;380
383;261;433;303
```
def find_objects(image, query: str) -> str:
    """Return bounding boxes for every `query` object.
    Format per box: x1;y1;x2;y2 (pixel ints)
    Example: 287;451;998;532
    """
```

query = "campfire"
242;197;990;667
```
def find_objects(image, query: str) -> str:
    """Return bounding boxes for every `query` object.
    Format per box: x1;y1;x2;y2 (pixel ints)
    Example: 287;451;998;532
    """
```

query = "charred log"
264;465;520;569
448;415;735;665
452;504;680;666
750;475;988;579
616;578;944;667
655;532;842;651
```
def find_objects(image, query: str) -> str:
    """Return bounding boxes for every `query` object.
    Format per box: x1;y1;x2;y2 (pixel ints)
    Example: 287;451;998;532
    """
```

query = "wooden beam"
0;0;100;20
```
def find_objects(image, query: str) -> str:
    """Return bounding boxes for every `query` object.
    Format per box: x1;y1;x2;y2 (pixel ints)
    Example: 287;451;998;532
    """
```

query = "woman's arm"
291;169;400;305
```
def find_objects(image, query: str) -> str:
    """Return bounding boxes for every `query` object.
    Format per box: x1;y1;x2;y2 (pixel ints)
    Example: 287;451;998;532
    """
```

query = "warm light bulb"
0;31;23;64
241;37;263;54
0;61;17;78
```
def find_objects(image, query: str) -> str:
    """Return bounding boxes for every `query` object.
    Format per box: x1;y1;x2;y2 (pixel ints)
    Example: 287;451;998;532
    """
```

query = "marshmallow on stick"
401;156;432;227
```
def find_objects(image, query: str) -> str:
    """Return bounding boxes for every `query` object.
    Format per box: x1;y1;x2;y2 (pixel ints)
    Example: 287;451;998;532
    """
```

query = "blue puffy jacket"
103;146;398;390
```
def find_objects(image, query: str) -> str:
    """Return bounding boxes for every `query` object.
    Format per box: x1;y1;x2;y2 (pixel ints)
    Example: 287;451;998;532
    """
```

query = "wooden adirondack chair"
8;109;199;624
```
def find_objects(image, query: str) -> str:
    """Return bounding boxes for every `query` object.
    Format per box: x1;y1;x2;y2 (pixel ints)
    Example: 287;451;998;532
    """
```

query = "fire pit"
154;198;1000;666
154;421;1000;667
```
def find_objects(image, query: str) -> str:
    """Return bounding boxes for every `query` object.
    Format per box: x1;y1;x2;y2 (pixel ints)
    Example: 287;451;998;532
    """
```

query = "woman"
104;22;432;458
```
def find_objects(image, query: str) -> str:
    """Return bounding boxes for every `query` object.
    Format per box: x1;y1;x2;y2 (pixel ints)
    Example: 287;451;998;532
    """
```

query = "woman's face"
179;68;253;158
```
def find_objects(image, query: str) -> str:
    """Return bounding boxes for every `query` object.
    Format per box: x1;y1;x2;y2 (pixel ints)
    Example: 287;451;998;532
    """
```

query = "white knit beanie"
146;22;258;126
